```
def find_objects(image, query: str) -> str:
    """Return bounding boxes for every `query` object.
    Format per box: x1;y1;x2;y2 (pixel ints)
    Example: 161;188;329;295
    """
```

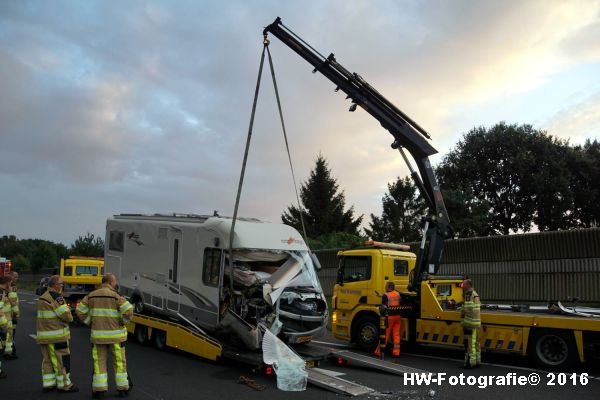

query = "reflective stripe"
37;327;70;340
42;373;57;388
8;292;17;298
83;316;91;325
77;303;89;313
92;345;100;374
0;315;7;327
37;310;58;318
91;328;127;340
92;373;108;389
116;373;129;387
90;308;120;318
114;343;129;388
114;343;125;373
119;302;133;314
55;304;70;316
49;344;60;387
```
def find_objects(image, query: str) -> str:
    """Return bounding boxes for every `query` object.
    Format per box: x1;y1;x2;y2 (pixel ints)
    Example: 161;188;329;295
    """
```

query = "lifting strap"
228;35;308;292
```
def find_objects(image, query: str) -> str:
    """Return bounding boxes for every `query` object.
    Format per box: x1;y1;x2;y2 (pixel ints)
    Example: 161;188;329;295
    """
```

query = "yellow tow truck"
60;256;104;318
331;241;600;370
260;18;600;371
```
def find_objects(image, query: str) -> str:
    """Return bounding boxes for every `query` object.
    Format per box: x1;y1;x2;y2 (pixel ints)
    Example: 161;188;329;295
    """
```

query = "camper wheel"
134;325;149;345
131;295;144;314
153;329;167;350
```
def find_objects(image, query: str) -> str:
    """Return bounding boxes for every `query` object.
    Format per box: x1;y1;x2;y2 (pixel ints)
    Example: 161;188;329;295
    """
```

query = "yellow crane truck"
331;242;600;370
262;18;600;371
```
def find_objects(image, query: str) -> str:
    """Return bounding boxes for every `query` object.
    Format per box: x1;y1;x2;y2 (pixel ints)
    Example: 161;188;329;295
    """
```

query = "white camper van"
104;214;328;350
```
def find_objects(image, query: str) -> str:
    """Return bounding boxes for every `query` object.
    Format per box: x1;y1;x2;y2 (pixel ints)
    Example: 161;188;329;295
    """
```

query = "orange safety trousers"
374;316;401;357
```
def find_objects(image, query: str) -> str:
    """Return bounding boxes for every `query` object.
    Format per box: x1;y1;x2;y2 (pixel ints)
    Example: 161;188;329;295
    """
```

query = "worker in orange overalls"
374;281;402;357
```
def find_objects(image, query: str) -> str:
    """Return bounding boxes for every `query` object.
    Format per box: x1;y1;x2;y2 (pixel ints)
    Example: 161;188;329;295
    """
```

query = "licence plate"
296;335;312;343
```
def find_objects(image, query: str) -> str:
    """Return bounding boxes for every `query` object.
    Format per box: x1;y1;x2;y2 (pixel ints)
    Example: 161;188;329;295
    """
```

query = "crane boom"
264;17;451;291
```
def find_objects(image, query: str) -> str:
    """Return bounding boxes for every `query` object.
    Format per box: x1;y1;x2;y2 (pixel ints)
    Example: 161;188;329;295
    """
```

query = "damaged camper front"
220;248;328;349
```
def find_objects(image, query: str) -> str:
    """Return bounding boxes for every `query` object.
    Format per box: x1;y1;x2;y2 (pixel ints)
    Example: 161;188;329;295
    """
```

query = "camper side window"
203;248;221;287
109;230;124;252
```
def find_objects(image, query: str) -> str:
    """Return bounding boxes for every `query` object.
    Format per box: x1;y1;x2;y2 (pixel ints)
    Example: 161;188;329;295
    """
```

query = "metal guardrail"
315;228;600;304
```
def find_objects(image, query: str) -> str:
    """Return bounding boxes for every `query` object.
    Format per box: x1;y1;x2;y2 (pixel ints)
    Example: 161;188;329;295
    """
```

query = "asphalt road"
1;291;599;400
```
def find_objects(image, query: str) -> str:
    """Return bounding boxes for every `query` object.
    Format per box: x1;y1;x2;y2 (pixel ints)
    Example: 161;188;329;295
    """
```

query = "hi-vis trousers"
92;343;129;392
463;329;481;367
40;342;73;390
374;315;402;357
1;320;13;355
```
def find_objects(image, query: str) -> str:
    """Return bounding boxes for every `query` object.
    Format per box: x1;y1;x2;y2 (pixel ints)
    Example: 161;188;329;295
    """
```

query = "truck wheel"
153;329;167;351
530;330;578;371
353;315;380;352
134;325;149;345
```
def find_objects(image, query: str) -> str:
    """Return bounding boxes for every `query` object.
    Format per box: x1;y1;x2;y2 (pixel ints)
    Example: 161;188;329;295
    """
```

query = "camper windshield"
231;249;323;303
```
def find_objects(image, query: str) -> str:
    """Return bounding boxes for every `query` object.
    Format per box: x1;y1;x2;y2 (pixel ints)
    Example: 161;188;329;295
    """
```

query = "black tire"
353;315;380;352
132;297;144;314
530;329;578;371
152;329;167;351
134;325;149;345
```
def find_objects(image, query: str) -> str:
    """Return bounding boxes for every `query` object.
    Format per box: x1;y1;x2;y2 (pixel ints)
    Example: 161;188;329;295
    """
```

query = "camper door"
166;229;182;312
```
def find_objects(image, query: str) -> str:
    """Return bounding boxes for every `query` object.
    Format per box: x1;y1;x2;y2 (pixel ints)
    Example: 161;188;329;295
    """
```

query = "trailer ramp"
331;350;427;375
307;368;374;396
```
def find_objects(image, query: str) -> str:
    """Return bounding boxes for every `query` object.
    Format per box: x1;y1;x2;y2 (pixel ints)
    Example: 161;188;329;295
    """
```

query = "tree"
11;254;31;272
570;139;600;227
282;154;363;239
31;242;58;272
437;122;582;235
439;188;492;238
70;233;104;257
308;232;365;250
365;176;427;242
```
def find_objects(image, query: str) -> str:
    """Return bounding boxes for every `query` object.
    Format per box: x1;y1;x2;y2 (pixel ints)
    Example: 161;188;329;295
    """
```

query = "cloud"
544;92;600;144
0;0;599;243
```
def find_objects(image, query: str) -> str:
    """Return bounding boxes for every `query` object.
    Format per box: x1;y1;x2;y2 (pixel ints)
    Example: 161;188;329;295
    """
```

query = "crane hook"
263;34;270;46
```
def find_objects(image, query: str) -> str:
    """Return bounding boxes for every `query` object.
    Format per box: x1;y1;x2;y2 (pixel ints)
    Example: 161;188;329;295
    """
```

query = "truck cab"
59;256;104;316
60;256;104;290
332;242;464;351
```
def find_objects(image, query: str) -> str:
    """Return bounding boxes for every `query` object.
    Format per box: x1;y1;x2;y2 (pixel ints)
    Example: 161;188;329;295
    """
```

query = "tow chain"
238;375;266;391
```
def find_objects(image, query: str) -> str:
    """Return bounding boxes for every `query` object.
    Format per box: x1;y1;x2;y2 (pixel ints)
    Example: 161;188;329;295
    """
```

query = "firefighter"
0;277;10;379
5;271;19;359
460;278;481;368
374;281;402;357
36;275;79;393
77;273;133;398
0;276;14;361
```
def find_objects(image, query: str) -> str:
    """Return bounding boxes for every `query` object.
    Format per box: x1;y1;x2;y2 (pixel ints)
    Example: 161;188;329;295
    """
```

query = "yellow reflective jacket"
36;288;73;344
1;287;12;323
461;289;481;330
9;284;19;319
77;284;133;344
0;289;8;331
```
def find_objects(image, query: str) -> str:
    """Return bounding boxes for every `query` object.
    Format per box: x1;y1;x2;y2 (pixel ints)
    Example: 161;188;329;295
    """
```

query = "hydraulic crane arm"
264;18;452;291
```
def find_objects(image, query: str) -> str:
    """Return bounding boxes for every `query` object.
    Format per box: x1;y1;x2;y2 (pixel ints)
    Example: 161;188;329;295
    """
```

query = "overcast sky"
1;0;599;246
